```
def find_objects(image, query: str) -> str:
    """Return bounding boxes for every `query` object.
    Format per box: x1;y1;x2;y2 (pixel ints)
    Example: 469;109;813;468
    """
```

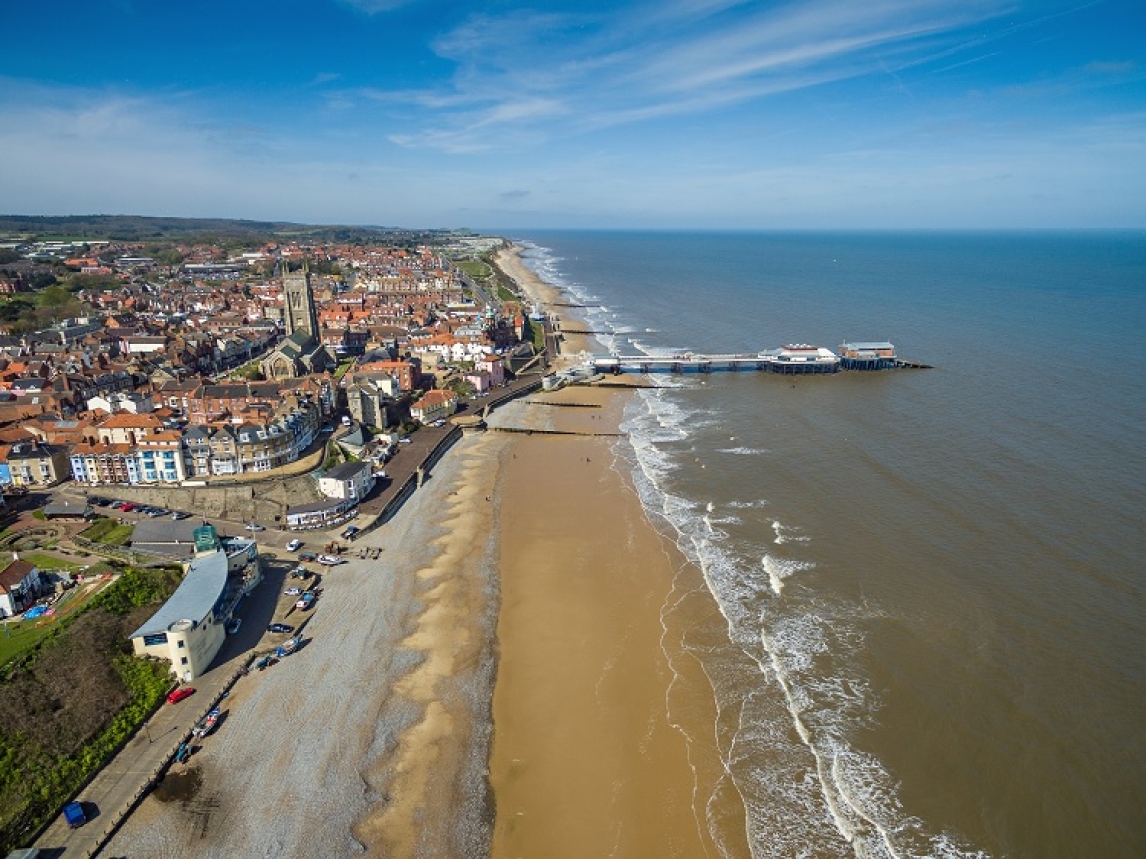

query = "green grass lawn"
0;620;57;669
15;552;83;574
79;518;134;546
456;258;492;279
0;574;116;669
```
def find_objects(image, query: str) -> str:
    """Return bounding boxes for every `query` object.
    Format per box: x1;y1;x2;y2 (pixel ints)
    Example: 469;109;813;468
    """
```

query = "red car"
120;502;138;512
166;686;196;705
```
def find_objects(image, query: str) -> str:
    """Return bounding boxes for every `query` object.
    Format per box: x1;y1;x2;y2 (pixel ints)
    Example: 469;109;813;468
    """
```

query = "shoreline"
488;242;748;857
101;239;748;859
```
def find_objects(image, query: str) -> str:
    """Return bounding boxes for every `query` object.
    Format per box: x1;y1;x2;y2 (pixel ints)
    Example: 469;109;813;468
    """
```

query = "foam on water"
772;520;810;545
625;384;993;859
727;499;771;509
520;239;994;859
762;553;813;595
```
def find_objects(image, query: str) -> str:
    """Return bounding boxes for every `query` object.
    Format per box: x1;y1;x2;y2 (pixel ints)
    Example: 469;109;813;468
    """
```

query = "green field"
79;517;134;546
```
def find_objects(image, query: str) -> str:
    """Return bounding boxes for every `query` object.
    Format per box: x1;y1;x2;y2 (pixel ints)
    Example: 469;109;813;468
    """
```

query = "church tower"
283;267;319;341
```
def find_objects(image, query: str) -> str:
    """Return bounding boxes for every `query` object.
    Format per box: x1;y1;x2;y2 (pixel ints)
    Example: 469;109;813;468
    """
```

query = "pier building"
587;341;927;376
839;341;897;370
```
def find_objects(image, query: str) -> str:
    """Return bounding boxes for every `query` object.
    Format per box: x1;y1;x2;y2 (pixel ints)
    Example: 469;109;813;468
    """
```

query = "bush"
79;517;133;546
0;565;179;851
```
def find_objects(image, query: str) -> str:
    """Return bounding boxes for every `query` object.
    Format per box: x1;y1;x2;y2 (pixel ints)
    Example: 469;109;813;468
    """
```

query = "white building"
0;554;42;618
128;526;243;681
87;392;156;414
317;461;375;505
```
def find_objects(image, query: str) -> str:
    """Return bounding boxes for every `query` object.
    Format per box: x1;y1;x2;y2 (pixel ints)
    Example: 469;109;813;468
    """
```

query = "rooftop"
129;549;229;639
323;460;371;481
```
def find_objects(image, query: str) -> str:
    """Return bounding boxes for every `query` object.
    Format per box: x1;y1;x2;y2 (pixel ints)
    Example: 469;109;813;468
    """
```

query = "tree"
39;284;73;307
0;299;34;323
445;377;476;397
28;271;57;290
155;249;183;267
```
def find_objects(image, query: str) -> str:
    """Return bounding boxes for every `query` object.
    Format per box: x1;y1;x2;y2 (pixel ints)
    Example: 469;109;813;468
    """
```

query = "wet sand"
488;244;748;858
104;242;747;859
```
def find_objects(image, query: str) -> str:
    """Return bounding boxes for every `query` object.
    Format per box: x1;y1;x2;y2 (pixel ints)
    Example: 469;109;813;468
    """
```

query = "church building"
260;268;335;380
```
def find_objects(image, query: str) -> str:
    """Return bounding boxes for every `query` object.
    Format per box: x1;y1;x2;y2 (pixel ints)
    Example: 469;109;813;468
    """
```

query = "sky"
0;0;1143;230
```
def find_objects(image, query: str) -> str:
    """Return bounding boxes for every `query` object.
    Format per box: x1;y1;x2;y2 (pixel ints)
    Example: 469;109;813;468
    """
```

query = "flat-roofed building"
839;341;897;370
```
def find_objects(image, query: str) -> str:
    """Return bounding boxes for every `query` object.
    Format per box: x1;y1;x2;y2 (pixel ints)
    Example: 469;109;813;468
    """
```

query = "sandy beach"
488;244;748;857
104;242;746;858
104;432;505;858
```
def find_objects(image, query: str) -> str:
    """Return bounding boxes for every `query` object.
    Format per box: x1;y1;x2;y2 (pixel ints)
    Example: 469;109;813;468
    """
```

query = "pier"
588;342;931;375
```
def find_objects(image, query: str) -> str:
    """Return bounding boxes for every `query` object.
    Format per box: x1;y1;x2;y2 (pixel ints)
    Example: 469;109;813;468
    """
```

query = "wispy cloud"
337;0;417;15
364;0;1011;153
1082;60;1137;75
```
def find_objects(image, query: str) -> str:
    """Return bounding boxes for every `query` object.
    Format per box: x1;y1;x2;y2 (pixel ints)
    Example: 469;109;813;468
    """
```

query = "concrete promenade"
29;367;549;857
33;635;255;858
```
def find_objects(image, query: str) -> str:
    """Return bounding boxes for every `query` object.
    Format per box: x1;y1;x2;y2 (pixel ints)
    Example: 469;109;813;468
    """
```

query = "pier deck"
589;354;930;374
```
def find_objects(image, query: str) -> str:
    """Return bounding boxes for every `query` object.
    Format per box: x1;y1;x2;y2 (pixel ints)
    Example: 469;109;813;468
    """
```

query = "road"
32;551;311;858
29;368;549;855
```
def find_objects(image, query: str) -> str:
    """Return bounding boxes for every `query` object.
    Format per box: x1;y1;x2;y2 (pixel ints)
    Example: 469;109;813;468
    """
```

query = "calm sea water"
511;230;1146;858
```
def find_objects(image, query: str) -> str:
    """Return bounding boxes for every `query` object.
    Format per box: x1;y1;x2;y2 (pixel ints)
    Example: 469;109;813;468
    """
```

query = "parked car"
286;539;302;552
267;623;294;634
245;522;265;531
225;617;242;635
172;511;191;520
298;552;317;562
340;525;360;540
119;502;138;512
89;496;111;506
284;587;302;596
166;686;196;705
63;800;87;829
397;437;413;445
147;508;168;517
109;500;126;509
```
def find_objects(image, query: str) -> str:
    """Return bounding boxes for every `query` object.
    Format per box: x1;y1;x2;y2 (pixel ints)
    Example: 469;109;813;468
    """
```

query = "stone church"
260;268;335;380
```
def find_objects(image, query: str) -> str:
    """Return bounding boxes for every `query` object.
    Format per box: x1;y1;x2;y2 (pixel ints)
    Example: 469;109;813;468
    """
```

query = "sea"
507;230;1146;859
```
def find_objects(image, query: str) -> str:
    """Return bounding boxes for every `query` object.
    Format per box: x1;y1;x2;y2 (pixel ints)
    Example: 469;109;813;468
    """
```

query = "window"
181;657;188;665
142;632;168;646
177;640;185;649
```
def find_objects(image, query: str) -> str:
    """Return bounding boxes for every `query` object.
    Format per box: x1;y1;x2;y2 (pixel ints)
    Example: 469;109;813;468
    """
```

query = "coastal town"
0;219;935;859
0;227;537;499
0;221;563;857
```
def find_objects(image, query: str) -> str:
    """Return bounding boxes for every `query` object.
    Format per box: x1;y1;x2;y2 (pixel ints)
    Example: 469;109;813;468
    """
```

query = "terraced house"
4;440;71;487
181;394;321;477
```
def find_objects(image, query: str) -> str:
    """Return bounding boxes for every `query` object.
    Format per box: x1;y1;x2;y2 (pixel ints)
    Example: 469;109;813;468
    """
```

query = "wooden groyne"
587;380;654;389
528;401;603;409
489;427;623;438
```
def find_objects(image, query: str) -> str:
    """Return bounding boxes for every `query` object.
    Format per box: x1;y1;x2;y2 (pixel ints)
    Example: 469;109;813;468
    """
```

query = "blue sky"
1;0;1143;229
